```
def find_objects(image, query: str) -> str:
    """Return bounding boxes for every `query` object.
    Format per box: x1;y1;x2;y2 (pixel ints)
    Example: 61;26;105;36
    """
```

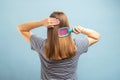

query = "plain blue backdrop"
0;0;120;80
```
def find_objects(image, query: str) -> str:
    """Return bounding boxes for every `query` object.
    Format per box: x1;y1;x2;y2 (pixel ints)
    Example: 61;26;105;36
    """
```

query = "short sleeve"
74;37;89;55
30;34;45;51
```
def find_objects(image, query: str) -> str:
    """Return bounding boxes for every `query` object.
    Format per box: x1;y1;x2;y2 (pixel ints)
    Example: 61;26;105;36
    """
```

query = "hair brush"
58;27;73;38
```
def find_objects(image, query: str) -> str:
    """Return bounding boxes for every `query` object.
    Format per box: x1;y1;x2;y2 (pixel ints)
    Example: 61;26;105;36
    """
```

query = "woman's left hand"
42;18;60;28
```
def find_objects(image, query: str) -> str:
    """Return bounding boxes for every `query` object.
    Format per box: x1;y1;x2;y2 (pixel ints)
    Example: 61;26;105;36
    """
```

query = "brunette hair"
44;11;76;60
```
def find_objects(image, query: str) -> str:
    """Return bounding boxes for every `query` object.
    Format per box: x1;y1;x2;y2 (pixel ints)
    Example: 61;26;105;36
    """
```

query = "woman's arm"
17;18;60;43
73;26;101;46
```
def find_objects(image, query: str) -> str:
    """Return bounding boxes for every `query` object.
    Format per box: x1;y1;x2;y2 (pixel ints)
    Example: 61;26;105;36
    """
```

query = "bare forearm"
18;19;44;31
81;27;101;40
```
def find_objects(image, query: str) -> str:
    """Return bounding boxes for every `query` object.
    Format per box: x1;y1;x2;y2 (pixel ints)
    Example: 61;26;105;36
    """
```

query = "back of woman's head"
45;11;76;60
50;11;69;28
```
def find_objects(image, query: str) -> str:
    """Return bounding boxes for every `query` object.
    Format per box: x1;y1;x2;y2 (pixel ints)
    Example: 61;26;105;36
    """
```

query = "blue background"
0;0;120;80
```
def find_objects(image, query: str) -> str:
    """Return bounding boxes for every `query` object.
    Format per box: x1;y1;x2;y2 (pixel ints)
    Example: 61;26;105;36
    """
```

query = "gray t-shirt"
30;34;89;80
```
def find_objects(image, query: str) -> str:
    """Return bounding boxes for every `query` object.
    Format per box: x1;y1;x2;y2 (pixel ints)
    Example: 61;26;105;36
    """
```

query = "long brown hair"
45;11;76;60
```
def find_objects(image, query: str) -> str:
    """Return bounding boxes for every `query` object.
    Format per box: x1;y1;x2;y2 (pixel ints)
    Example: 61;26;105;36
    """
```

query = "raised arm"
17;18;60;43
73;26;101;46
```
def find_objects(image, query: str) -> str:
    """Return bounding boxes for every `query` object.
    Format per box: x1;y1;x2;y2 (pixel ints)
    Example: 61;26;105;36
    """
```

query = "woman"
17;11;100;80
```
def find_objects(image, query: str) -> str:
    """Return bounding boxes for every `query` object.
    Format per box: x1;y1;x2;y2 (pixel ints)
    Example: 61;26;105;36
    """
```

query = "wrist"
40;19;46;26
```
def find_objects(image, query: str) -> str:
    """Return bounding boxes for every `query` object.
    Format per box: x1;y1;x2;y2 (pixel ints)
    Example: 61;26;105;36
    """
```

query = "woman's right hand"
42;18;60;28
72;26;83;34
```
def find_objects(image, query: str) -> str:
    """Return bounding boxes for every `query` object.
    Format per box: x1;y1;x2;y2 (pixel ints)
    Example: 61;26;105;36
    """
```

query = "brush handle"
68;29;73;33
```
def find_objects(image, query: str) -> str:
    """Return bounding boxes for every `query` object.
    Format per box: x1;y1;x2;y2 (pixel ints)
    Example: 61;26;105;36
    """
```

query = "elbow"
17;26;20;31
17;25;22;34
93;34;101;45
95;33;101;42
17;24;28;32
17;24;23;31
88;33;101;46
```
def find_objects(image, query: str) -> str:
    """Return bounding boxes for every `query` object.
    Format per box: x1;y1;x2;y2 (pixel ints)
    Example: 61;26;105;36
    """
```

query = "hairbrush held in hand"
58;27;73;38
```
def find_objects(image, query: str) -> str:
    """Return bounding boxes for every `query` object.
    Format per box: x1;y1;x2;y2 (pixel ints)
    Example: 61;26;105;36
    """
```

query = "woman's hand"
73;25;101;46
42;18;60;28
72;26;83;34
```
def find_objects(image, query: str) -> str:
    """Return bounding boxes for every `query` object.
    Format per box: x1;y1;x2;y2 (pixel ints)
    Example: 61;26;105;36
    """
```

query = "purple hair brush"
58;27;73;38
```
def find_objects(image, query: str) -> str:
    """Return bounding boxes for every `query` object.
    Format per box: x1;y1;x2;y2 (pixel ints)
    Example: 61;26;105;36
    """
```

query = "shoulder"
74;37;89;46
30;34;45;42
30;34;46;51
73;37;89;53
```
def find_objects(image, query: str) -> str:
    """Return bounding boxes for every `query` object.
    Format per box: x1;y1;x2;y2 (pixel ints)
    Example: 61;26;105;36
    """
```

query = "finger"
75;27;81;33
49;18;60;23
73;27;78;33
73;27;81;34
49;23;58;26
48;20;60;25
49;21;60;26
51;20;60;24
48;26;54;28
49;18;58;21
48;18;56;23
